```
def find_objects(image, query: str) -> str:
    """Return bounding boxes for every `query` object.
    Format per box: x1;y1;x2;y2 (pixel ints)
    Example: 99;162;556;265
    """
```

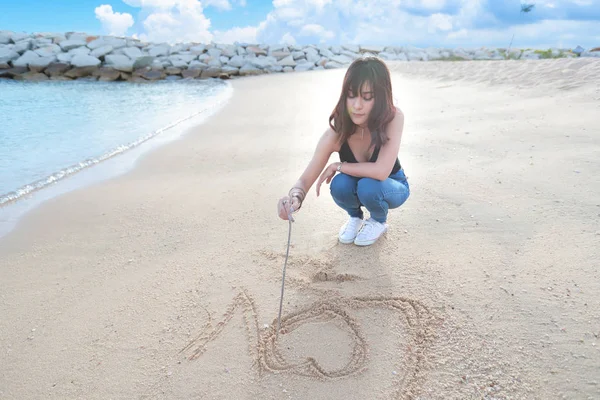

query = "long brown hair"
329;56;396;149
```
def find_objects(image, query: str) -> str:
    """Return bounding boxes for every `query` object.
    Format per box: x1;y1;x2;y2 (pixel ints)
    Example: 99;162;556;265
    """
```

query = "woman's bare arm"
290;127;337;194
277;128;337;219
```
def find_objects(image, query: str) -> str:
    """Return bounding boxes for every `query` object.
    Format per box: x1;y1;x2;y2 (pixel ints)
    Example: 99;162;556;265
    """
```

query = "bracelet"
288;186;306;211
290;194;303;211
288;186;306;200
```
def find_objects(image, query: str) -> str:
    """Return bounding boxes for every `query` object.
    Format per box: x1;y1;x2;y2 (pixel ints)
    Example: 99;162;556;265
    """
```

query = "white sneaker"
338;216;364;244
354;218;388;246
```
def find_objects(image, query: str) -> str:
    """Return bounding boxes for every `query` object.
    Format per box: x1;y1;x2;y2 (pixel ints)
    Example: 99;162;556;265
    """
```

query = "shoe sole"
339;236;356;244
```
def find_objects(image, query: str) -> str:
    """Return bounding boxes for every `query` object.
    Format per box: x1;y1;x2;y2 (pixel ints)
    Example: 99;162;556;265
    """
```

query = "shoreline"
0;79;233;239
0;59;599;399
3;55;598;239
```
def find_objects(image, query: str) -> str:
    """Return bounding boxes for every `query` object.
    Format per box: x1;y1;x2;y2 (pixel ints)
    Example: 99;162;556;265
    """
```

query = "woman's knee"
330;173;357;200
356;178;382;205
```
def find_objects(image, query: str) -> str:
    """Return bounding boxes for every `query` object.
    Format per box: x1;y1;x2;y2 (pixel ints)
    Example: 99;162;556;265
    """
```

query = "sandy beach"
1;58;599;399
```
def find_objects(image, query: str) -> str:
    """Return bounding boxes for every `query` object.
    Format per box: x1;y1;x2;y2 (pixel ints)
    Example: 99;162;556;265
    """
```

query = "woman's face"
346;81;374;128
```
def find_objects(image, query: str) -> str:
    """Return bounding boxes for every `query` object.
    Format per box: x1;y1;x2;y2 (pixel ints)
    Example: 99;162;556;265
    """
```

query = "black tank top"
338;140;402;176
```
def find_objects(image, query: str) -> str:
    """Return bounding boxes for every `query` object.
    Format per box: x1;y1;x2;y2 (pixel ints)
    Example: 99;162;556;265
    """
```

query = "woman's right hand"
277;195;301;220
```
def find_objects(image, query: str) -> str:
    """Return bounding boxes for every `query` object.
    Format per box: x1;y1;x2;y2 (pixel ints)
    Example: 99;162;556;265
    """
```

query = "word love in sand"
179;289;436;400
1;30;598;82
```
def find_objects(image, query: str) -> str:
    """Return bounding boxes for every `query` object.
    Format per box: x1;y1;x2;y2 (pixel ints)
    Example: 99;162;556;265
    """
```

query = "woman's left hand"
316;162;341;197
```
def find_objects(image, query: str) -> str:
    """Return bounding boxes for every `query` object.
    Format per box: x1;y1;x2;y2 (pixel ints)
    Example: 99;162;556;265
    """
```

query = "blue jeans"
329;169;410;224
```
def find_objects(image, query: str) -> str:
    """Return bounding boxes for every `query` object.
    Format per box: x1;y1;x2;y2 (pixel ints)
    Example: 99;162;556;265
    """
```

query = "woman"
277;56;410;246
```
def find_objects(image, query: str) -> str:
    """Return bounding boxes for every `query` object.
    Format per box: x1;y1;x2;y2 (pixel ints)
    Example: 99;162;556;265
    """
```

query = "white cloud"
95;4;135;36
298;24;335;41
249;0;599;48
429;13;453;32
203;0;232;11
123;0;181;8
404;0;447;10
280;32;297;45
255;0;459;46
96;0;600;49
117;0;213;43
213;26;258;43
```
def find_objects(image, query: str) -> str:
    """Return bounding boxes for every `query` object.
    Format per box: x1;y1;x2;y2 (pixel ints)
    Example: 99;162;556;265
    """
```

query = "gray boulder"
173;54;196;63
68;47;91;56
105;55;134;72
71;55;101;68
0;32;11;45
190;45;206;55
342;44;360;53
149;45;170;57
0;66;28;78
201;67;222;78
188;60;208;70
14;72;49;81
13;50;40;67
95;67;121;82
57;53;73;63
331;55;353;65
324;61;343;69
122;47;143;59
246;46;267;56
13;40;32;54
64;66;98;78
169;57;193;69
165;67;182;75
295;63;314;72
35;44;62;57
206;57;222;68
182;69;201;78
305;49;321;64
44;63;71;77
60;39;87;51
10;32;31;43
218;45;237;57
207;48;222;58
32;38;53;48
221;65;239;76
28;56;57;72
239;63;263;75
227;55;246;68
66;32;90;42
88;37;126;50
378;52;398;61
91;45;113;58
249;56;275;69
277;55;296;67
0;48;19;64
133;56;154;69
169;57;189;69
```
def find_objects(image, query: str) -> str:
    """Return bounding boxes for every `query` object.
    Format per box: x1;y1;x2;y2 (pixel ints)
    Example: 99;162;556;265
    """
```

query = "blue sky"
1;0;599;49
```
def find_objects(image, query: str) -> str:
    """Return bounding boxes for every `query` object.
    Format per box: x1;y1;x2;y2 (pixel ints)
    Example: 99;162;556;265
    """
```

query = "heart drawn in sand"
181;289;436;399
260;301;368;378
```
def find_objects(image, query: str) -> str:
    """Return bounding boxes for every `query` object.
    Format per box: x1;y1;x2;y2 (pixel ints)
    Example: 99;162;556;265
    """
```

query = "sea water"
0;78;232;236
